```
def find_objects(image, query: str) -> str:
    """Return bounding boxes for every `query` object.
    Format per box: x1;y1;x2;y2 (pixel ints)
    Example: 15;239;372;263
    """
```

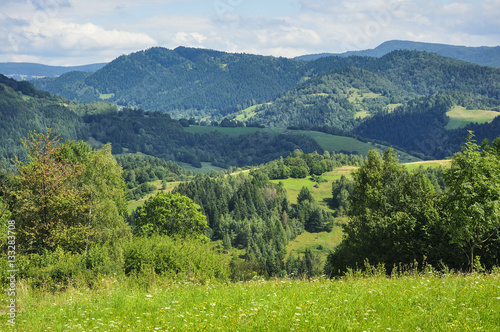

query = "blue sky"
0;0;499;65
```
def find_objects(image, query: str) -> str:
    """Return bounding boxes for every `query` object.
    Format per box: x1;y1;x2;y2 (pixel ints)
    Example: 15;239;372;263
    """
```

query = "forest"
0;74;324;168
30;48;500;160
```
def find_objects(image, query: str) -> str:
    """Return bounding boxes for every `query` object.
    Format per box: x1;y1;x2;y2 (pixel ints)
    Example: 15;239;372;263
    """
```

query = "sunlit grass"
286;229;344;262
5;271;499;331
446;106;500;130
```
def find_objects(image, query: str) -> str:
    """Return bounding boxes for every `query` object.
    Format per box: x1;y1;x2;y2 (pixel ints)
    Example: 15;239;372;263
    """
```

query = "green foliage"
258;150;363;181
134;192;208;241
116;154;192;199
123;235;231;282
4;132;131;255
331;175;355;214
325;148;454;276
9;131;91;254
34;47;305;116
285;247;323;277
174;172;299;276
58;141;131;246
444;132;500;271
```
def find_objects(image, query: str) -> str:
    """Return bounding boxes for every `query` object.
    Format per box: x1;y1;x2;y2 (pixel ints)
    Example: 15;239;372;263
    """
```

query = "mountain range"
295;40;500;68
0;62;107;81
2;41;500;162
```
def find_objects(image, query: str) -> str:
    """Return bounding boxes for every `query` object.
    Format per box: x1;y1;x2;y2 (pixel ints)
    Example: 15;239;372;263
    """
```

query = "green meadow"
5;270;499;331
446;106;500;130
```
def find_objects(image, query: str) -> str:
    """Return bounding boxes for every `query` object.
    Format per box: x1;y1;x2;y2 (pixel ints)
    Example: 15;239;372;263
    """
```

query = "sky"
0;0;499;66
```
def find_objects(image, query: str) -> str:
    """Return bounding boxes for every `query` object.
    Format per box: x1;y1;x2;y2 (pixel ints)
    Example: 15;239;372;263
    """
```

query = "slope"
33;47;305;118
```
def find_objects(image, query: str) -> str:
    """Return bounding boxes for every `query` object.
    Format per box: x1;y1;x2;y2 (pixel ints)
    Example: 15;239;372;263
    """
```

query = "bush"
123;235;231;282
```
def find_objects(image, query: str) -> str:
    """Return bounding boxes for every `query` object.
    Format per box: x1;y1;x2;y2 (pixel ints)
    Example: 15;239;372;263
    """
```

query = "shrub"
123;235;231;282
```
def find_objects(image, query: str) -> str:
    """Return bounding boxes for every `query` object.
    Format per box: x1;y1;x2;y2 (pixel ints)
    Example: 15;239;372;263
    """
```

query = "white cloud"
1;17;157;65
1;0;500;64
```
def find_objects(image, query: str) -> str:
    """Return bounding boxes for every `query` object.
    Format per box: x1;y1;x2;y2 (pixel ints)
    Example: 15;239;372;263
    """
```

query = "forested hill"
32;47;500;123
0;74;323;168
33;47;305;117
296;40;500;68
28;47;500;159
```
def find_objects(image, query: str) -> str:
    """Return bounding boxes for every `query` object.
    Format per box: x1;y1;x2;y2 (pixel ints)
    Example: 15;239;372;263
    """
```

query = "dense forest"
30;48;500;160
0;74;325;168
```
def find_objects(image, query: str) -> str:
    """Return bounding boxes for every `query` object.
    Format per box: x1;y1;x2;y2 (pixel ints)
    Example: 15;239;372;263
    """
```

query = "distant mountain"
32;46;500;120
295;40;500;68
0;62;107;80
235;50;500;129
33;47;305;117
27;46;500;159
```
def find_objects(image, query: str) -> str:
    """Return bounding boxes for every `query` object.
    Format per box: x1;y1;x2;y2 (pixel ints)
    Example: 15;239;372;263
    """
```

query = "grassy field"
177;162;225;174
285;227;345;261
271;166;356;210
403;159;452;171
5;271;499;331
446;106;500;130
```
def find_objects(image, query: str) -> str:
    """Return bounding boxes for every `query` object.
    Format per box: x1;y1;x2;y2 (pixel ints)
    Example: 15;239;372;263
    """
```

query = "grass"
183;126;266;136
99;93;115;100
234;103;270;121
270;167;355;209
285;228;345;261
403;159;452;171
176;162;225;174
354;110;370;119
446;106;500;130
5;271;500;331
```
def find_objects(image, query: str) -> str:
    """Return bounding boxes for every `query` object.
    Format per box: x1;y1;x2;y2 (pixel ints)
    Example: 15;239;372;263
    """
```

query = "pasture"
5;270;499;331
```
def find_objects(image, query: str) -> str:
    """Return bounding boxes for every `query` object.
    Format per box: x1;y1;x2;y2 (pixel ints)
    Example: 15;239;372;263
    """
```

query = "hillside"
32;48;500;125
0;74;327;168
28;47;500;159
296;40;500;68
33;47;305;117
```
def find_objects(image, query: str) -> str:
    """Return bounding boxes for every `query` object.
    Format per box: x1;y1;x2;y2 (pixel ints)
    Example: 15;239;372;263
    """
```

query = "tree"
58;141;131;248
297;186;314;204
10;131;90;254
135;192;209;241
325;148;444;275
444;132;500;272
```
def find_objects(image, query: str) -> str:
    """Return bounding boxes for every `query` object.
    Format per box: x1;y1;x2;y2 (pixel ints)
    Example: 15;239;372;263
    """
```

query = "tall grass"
3;268;499;331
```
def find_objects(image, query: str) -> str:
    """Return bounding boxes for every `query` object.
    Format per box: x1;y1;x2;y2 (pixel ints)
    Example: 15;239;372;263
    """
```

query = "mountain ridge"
0;62;107;80
295;40;500;68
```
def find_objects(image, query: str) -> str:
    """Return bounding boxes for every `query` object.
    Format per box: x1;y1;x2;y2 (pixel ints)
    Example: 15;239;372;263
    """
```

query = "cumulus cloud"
1;17;157;64
1;0;500;64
